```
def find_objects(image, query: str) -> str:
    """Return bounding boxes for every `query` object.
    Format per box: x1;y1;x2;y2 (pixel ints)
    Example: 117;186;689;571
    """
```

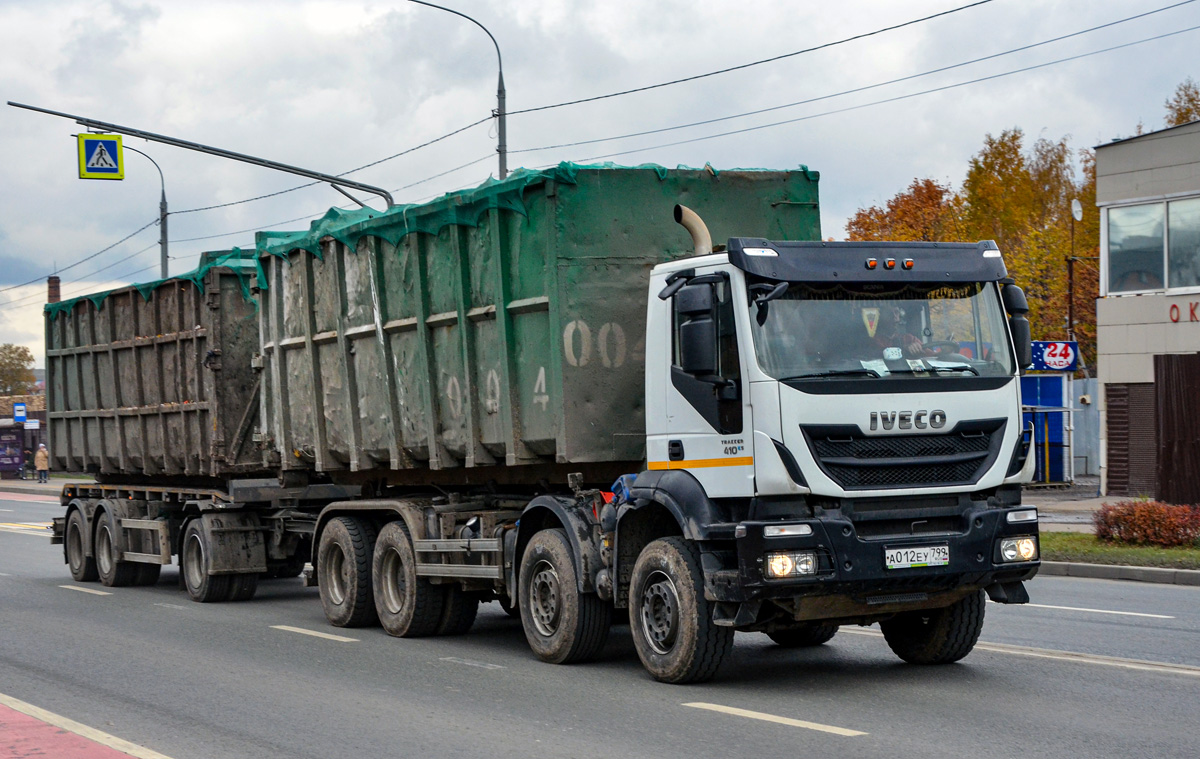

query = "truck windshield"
748;281;1014;380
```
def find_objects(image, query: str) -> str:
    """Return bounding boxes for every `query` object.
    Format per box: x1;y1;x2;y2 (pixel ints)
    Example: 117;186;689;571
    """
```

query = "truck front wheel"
372;521;443;637
317;516;378;627
629;537;732;683
880;590;985;664
519;528;610;664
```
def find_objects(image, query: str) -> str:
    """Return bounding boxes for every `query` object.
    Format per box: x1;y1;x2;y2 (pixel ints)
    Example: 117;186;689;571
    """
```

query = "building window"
1168;197;1200;289
1108;203;1165;293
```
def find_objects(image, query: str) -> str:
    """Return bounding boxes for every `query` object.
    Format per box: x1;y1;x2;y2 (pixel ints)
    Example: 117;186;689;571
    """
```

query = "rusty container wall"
45;261;264;479
257;165;821;484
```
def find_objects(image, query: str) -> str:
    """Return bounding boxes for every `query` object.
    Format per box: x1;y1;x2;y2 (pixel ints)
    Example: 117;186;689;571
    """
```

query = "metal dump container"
256;163;820;484
45;252;265;479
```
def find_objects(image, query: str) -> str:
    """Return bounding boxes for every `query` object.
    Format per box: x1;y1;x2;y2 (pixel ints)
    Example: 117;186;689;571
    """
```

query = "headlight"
999;537;1038;562
765;551;816;578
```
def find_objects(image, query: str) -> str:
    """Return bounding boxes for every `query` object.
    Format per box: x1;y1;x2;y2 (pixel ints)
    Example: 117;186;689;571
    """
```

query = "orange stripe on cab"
648;456;754;470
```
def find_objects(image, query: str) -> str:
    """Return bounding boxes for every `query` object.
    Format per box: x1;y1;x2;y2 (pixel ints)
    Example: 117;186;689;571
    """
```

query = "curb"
1040;561;1200;587
0;483;75;497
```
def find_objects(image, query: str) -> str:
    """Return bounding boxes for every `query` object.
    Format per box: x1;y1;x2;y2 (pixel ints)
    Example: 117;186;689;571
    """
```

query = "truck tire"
767;623;838;648
228;572;259;602
94;510;137;587
66;509;98;582
134;564;162;586
629;537;733;683
438;586;480;636
372;521;443;637
318;516;378;627
181;519;231;603
519;528;611;664
880;590;986;665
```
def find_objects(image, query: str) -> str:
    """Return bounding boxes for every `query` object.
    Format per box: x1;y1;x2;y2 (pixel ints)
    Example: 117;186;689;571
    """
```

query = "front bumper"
707;504;1039;608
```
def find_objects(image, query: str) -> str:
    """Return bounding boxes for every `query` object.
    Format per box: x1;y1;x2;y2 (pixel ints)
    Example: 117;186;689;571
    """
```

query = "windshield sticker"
862;307;880;337
907;359;928;376
861;359;890;376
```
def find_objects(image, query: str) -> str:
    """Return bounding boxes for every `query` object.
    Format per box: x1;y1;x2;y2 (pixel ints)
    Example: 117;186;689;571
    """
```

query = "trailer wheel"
438;586;480;636
66;509;98;582
767;623;838;648
228;573;259;602
519;528;611;664
318;517;378;627
94;510;137;588
372;521;443;637
181;520;231;603
880;590;985;665
629;537;732;683
134;564;162;587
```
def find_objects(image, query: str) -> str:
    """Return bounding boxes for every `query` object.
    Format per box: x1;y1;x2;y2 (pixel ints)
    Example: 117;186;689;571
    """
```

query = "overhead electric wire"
172;116;492;215
511;0;1197;155
0;218;159;295
507;0;996;116
0;242;164;312
524;24;1200;164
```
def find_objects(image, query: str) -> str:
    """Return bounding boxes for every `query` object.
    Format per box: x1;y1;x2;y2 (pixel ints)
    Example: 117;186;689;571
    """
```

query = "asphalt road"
2;492;1198;759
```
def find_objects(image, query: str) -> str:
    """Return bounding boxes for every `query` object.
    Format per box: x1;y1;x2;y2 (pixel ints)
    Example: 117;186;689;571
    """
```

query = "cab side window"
671;277;742;433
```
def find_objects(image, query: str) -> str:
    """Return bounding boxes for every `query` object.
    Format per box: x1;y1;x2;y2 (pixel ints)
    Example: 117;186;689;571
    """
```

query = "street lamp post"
409;0;506;179
125;145;169;279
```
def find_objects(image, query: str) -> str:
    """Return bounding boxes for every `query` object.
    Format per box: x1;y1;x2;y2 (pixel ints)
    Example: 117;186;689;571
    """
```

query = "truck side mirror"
675;284;718;376
1001;284;1032;372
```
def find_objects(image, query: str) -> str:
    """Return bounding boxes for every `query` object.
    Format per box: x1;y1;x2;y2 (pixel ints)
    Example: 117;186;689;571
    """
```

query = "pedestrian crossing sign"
77;133;124;179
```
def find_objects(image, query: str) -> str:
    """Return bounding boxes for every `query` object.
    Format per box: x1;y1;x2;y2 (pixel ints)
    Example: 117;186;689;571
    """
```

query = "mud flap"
200;512;267;575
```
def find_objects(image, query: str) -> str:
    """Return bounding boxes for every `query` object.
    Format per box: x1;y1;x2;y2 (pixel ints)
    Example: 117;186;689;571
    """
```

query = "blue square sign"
13;402;26;423
78;133;124;180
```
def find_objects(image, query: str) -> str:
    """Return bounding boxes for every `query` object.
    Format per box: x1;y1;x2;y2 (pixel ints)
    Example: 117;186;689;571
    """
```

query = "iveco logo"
870;410;946;431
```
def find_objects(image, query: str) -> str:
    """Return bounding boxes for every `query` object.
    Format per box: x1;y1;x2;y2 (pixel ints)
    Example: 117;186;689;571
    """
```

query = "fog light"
999;536;1038;563
764;523;814;537
765;551;816;578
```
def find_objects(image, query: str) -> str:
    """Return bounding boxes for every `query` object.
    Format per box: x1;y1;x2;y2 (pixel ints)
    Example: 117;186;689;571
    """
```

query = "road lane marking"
0;691;174;759
841;628;1200;677
154;603;187;610
683;703;866;736
439;657;506;670
991;601;1173;619
0;572;11;576
0;508;13;512
59;584;111;596
271;624;358;642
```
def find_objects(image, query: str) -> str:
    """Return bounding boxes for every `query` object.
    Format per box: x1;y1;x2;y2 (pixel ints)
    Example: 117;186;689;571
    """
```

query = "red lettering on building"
1170;304;1180;322
1191;302;1199;322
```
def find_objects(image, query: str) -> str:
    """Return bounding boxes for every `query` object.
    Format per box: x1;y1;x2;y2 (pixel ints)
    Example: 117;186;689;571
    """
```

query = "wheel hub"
67;521;84;571
96;524;113;576
640;571;679;655
529;560;561;637
381;547;408;615
184;533;205;591
324;544;347;605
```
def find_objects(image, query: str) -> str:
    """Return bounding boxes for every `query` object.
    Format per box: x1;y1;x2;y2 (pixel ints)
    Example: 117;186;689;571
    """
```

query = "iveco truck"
48;164;1038;683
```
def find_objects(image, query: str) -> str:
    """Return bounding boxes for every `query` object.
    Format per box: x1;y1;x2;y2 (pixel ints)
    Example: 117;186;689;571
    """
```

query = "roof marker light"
865;258;877;270
903;259;914;270
884;258;896;270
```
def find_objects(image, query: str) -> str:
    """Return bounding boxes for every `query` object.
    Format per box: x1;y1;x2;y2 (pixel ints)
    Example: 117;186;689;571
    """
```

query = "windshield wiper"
781;368;882;380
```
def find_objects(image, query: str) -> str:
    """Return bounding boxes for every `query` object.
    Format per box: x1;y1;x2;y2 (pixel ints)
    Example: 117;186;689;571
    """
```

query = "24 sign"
1031;341;1077;372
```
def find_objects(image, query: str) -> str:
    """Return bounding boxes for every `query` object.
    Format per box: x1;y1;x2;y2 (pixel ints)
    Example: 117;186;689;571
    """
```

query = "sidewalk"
1024;475;1110;533
0;477;89;497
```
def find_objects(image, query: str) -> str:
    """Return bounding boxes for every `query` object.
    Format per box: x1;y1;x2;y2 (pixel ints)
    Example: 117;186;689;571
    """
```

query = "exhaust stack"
674;204;712;257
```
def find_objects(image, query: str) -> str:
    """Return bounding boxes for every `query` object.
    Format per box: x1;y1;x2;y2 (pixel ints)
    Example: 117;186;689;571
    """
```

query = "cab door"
656;269;755;498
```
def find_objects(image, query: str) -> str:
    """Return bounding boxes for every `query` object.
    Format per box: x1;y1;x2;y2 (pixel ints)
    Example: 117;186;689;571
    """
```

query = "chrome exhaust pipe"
674;204;712;257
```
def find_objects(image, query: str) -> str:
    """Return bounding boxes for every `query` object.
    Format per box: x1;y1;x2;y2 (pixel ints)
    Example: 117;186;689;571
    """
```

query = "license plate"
885;544;949;569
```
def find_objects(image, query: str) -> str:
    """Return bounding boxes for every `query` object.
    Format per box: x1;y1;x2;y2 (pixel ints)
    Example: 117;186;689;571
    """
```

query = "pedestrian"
34;444;49;484
22;448;33;480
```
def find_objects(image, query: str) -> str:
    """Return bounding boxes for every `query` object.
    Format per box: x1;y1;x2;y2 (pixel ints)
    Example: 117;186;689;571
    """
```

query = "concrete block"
1067;563;1124;580
1121;566;1178;583
1037;562;1069;576
1174;569;1200;587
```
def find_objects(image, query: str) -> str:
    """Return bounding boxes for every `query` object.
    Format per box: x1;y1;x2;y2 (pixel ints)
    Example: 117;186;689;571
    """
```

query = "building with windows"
1096;119;1200;501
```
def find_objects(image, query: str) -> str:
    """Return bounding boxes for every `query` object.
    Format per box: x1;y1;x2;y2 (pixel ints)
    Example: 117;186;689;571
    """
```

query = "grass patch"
1040;531;1200;570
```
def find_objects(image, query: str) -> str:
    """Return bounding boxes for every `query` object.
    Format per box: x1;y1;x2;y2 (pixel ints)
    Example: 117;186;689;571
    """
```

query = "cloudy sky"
1;0;1196;366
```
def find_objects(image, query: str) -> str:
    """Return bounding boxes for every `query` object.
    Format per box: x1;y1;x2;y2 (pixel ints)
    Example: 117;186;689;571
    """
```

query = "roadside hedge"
1093;501;1200;548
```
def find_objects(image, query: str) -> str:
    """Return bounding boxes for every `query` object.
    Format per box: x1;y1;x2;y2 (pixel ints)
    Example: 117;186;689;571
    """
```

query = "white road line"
153;603;187;610
0;572;11;576
841;628;1200;677
270;624;358;642
0;525;49;537
0;508;13;512
0;691;174;759
683;703;866;736
991;600;1173;619
59;584;111;596
439;657;506;670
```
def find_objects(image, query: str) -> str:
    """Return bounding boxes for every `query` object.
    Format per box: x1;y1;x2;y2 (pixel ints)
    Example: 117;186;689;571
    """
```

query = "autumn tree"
846;179;964;242
1165;76;1200;127
0;344;36;396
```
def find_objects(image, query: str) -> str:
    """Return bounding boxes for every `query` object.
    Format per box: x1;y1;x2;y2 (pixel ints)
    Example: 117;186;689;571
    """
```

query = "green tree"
1165;76;1200;127
0;344;36;396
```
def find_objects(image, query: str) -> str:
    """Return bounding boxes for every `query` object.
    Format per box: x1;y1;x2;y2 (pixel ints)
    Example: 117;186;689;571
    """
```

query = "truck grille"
802;420;1005;490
